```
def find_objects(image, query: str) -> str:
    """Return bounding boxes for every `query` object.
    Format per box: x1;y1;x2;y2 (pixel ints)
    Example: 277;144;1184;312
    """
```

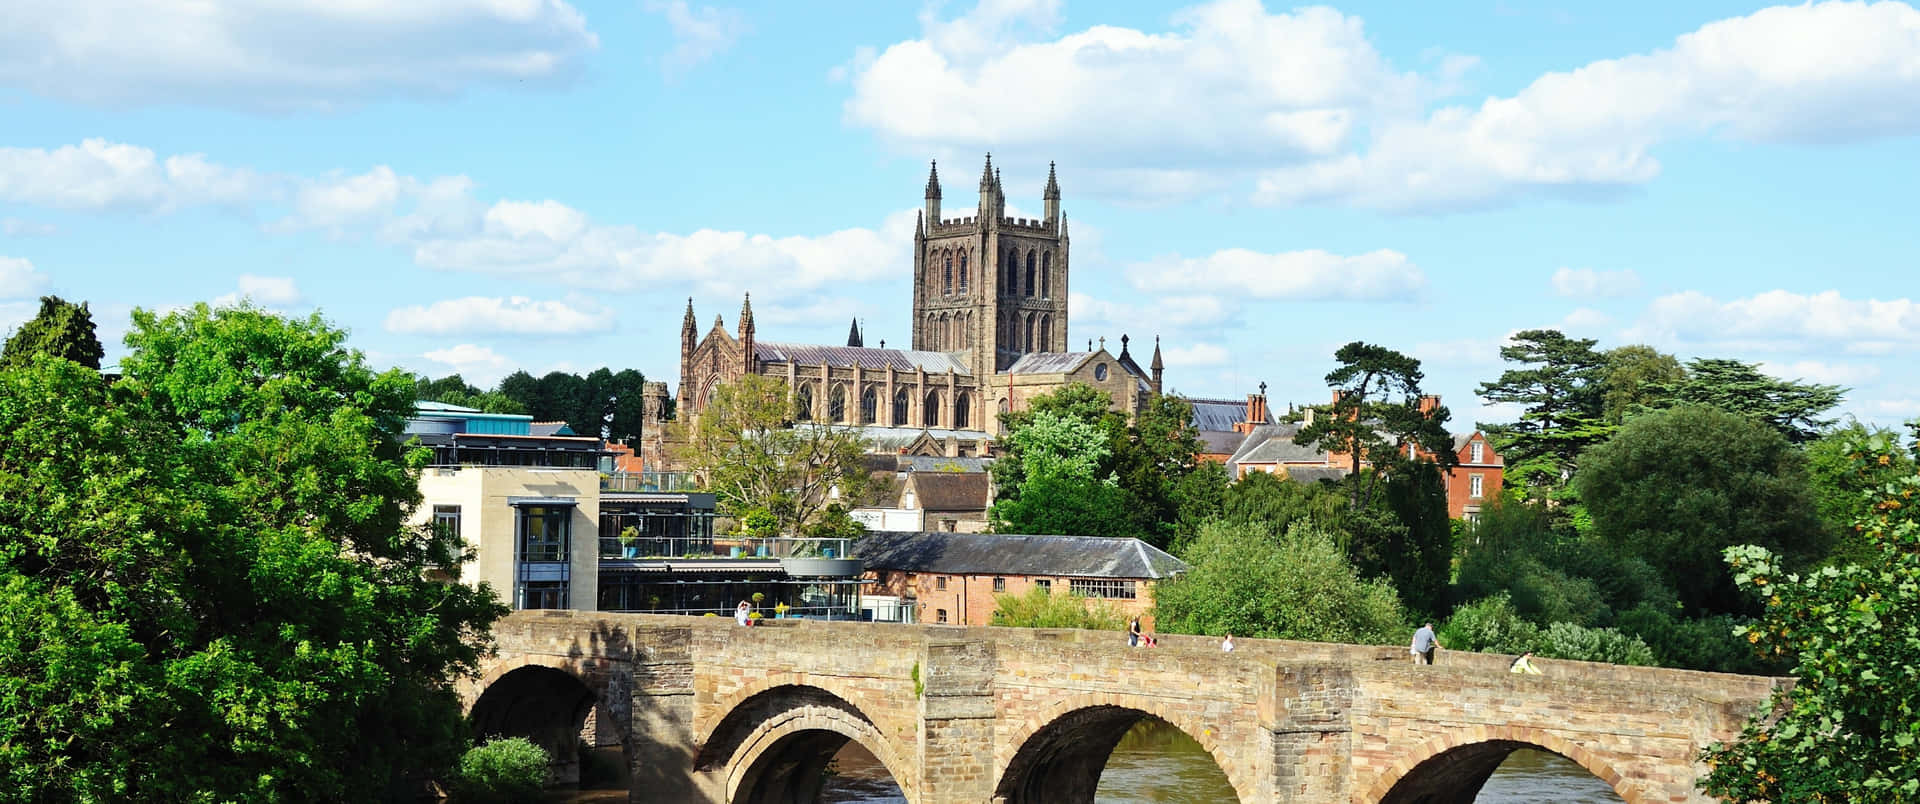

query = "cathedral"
662;156;1163;457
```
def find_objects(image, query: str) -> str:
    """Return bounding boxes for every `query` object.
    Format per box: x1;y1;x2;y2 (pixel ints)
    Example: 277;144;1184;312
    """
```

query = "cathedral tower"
911;155;1070;376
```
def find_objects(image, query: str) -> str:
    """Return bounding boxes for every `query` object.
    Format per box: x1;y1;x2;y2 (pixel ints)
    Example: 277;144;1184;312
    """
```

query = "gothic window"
794;384;814;421
1006;248;1018;296
955;392;971;429
943;251;953;296
829;384;847;423
860;386;878;424
1025;251;1036;297
1041;252;1051;298
958;251;969;294
924;391;941;428
1024;312;1036;352
1040;314;1052;350
998;398;1010;415
892;388;910;426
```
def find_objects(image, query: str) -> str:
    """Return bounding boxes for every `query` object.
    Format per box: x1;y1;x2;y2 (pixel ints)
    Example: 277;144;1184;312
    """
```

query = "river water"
818;719;1623;803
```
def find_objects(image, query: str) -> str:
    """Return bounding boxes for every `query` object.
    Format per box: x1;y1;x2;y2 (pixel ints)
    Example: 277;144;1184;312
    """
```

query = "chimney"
1238;384;1269;434
1418;394;1441;417
1303;406;1316;426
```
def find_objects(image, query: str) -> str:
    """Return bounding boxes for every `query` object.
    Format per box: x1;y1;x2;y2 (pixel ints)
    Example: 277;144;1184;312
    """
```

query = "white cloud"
1257;1;1920;211
645;1;748;77
421;343;514;386
1126;248;1424;301
1070;292;1236;332
386;295;615;336
0;139;275;211
1559;307;1611;330
1626;289;1920;349
1412;336;1507;368
844;0;1422;199
0;1;598;111
212;275;303;308
1551;267;1640;298
1164;342;1230;366
1;218;56;236
0;256;46;298
1759;359;1881;386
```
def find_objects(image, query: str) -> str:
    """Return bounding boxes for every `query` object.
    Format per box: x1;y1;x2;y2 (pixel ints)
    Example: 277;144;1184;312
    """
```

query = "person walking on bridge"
1509;651;1542;675
1410;622;1441;665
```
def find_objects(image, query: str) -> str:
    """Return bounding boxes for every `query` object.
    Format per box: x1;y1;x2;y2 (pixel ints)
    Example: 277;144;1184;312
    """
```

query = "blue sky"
2;0;1916;429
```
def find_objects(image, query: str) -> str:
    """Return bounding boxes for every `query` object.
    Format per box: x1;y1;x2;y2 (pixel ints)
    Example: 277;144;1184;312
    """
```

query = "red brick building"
852;531;1186;629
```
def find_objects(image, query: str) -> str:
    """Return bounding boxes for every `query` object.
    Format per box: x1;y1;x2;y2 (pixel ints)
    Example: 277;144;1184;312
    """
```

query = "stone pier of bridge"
460;611;1781;803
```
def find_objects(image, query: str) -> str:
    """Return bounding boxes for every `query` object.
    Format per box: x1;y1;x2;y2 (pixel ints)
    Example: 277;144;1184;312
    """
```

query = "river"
818;718;1624;803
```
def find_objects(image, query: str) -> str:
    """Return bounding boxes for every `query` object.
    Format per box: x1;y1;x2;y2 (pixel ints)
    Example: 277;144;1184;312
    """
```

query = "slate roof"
1226;423;1329;466
901;456;992;473
1004;351;1093;374
754;341;970;374
854;531;1188;579
1186;397;1265;432
1198;430;1248;456
906;473;992;512
796;424;992;453
1284;466;1350;485
530;421;576;436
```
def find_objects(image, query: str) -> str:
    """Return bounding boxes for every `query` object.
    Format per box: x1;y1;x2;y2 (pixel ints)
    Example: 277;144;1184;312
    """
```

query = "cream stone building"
657;157;1164;458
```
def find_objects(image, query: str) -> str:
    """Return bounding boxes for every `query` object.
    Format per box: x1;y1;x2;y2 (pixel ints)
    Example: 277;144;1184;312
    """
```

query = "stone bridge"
460;610;1782;803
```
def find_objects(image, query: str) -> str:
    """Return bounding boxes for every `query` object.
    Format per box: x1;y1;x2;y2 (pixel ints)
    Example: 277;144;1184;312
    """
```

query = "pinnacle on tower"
979;153;994;189
739;293;754;332
925;160;942;199
1044;161;1060;200
1150;335;1164;370
846;316;863;348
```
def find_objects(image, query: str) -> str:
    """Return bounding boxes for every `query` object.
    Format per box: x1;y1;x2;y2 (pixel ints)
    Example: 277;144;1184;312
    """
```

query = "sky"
2;0;1917;430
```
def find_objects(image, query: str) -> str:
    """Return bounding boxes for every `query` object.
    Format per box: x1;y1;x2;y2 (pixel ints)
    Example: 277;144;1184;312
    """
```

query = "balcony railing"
601;471;700;492
598;536;852;561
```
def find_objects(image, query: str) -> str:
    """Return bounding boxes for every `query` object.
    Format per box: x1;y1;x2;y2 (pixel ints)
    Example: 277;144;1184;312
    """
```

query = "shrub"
1536;622;1655;666
451;737;548;803
1440;594;1540;655
989;585;1124;630
1154;521;1404;644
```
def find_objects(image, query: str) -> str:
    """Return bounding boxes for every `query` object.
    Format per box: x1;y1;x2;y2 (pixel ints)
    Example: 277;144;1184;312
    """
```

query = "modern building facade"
853;531;1187;628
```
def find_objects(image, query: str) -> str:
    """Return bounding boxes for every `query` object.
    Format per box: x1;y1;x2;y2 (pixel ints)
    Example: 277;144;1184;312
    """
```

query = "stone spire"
1043;160;1062;223
739;294;756;374
681;297;696;341
1150;335;1164;395
1044;161;1060;199
678;298;697;416
846;317;863;347
738;293;754;336
924;160;942;223
979;152;994;190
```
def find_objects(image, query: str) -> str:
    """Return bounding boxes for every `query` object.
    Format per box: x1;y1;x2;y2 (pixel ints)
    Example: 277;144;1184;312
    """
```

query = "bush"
1536;622;1655;666
1615;605;1777;675
1154;521;1404;644
989;585;1125;630
1440;594;1540;655
451;737;548;803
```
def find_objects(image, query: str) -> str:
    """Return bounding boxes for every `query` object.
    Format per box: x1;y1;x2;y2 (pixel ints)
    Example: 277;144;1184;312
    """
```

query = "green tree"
1474;329;1612;493
0;294;105;370
671;374;872;535
1295;341;1455;511
415;373;527;414
989;586;1125;630
989;473;1139;538
1218;469;1344;538
1577;406;1826;617
1643;358;1843;444
0;304;505;801
1153;521;1404;644
1381;462;1455;618
1806;420;1915;566
1699;426;1920;802
1598;344;1684;426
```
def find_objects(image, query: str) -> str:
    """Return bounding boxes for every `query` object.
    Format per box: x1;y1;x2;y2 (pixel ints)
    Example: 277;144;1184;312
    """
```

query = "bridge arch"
1363;725;1635;804
469;656;629;787
994;692;1248;804
696;681;916;803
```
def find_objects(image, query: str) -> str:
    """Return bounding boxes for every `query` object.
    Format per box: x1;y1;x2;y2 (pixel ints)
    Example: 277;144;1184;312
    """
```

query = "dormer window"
1470;441;1485;463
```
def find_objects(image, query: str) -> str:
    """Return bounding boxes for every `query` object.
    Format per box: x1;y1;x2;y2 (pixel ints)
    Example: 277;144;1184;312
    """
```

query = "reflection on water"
584;721;1624;804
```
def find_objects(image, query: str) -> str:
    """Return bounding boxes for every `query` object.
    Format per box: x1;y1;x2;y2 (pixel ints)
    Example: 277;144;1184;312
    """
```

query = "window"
518;505;570;562
1470;441;1485;463
1039;314;1051;350
924;391;941;428
860;386;878;424
1034;579;1051;592
795;384;814;421
1069;578;1137;600
1005;248;1018;295
958;251;969;294
954;392;971;429
431;505;461;542
943;252;953;296
1041;252;1051;297
936;608;949;624
1025;251;1036;297
520;581;567;610
992;577;1006;592
1094;363;1109;381
893;389;910;426
1469;474;1484;499
829;385;847;423
935;576;948;591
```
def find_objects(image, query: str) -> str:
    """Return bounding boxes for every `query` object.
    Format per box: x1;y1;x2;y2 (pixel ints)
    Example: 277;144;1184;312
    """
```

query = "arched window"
998;398;1010;415
943;251;953;296
860;386;878;424
954;392;971;429
795;384;814;421
924;391;941;428
1006;248;1018;296
892;388;910;426
1041;252;1051;298
953;313;965;349
1024;313;1036;352
1040;314;1052;350
1025;251;1036;297
829;384;847;423
958;251;969;294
